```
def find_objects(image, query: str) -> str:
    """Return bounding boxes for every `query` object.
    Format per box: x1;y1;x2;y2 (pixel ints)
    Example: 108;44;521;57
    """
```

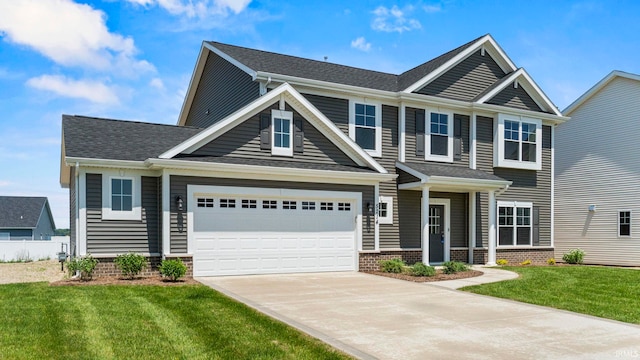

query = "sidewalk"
428;265;519;289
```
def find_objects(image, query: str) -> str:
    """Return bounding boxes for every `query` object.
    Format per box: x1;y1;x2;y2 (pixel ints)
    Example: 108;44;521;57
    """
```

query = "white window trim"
349;100;382;157
271;109;293;156
494;114;542;170
102;172;142;221
378;196;393;225
497;201;532;248
425;108;454;162
0;232;9;240
618;210;632;237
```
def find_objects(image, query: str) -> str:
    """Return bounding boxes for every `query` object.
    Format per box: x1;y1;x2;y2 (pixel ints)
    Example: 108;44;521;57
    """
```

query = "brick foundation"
89;255;193;278
450;249;469;262
359;250;422;271
495;248;554;265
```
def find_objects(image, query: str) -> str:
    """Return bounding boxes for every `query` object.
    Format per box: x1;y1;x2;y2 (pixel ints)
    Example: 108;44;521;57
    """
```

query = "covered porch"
396;162;511;266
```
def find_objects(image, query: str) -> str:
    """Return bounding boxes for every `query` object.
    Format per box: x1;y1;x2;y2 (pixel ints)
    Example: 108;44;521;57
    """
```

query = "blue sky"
1;0;639;228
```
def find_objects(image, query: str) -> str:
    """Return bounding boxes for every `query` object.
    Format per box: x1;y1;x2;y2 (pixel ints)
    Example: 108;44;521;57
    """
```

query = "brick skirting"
89;255;193;278
495;248;555;265
359;250;422;271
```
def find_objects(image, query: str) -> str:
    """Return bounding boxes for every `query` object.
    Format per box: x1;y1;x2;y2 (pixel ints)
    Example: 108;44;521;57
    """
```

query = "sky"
1;0;639;229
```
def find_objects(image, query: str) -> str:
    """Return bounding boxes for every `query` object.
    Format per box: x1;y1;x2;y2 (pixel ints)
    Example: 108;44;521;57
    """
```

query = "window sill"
497;246;554;250
102;208;142;221
495;159;541;171
425;155;453;163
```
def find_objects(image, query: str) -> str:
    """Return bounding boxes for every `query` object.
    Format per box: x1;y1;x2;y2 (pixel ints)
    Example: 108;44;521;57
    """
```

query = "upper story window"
495;114;542;170
102;173;141;221
426;110;453;162
349;100;381;157
271;110;293;156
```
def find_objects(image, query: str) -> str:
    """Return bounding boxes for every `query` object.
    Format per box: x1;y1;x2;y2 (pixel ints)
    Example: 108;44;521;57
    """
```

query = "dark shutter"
532;206;540;246
293;117;304;153
415;109;425;157
259;113;271;150
453;115;462;160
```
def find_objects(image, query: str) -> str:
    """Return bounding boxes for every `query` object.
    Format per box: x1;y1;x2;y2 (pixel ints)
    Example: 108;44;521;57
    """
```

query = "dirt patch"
365;269;483;283
51;276;199;286
0;260;66;284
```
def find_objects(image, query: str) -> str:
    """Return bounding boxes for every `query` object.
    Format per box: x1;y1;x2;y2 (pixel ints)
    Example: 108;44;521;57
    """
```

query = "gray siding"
487;83;545;113
191;102;358;167
415;50;506;101
170;176;375;252
85;174;161;254
185;51;260;128
398;190;421;248
303;93;349;135
378;105;400;248
33;206;55;240
69;167;76;256
2;229;32;240
405;107;470;167
475;117;552;247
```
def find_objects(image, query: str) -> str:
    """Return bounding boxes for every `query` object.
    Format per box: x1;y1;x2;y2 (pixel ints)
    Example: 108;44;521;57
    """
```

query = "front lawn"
0;283;351;359
462;266;640;324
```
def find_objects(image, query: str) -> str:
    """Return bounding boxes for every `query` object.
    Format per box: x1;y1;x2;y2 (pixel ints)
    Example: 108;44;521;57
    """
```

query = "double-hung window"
349;100;381;157
426;110;453;162
619;211;631;237
272;109;293;156
498;201;532;246
496;114;542;170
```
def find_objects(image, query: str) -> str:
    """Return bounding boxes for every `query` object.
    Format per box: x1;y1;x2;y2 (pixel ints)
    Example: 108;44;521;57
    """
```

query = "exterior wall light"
176;196;184;211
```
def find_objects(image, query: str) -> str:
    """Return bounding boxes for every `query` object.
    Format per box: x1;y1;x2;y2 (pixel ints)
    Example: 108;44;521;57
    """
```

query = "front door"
429;205;445;263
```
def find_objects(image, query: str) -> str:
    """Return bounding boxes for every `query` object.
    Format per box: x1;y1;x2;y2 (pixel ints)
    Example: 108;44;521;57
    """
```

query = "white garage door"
190;186;359;276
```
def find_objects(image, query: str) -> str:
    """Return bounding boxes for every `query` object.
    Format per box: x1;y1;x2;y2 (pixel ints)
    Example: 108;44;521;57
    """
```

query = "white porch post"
487;190;497;266
162;169;171;257
468;191;476;264
421;186;430;265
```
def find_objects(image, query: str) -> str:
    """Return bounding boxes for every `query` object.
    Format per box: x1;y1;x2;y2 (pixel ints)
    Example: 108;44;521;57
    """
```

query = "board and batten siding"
190;102;357;167
487;83;545;113
415;50;506;101
185;51;260;128
169;176;375;252
475;116;552;247
555;76;640;266
85;174;161;254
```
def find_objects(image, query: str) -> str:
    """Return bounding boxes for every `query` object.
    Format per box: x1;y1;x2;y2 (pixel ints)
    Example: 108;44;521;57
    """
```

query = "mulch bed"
365;269;483;283
50;276;199;286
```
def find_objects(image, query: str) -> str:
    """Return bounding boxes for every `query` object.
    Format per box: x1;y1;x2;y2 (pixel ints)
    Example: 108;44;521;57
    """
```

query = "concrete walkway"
197;271;640;360
429;265;520;289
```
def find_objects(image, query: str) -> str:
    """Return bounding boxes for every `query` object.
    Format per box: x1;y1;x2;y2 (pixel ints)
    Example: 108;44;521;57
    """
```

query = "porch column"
468;191;476;264
421;186;430;264
487;190;497;266
162;169;171;257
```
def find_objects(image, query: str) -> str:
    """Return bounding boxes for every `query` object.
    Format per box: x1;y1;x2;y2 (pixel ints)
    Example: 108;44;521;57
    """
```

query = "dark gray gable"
486;83;546;113
63;115;202;161
185;51;260;128
414;49;506;101
0;196;47;228
185;100;360;168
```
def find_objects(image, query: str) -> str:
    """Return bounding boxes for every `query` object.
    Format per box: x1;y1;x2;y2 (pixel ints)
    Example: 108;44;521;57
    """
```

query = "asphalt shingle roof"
208;35;485;92
0;196;47;228
63;115;203;161
400;162;508;182
176;155;376;173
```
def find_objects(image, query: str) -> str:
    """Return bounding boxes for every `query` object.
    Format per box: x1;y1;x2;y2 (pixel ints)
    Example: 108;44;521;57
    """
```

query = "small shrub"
442;261;469;274
562;249;585;264
520;259;532;266
547;258;556;265
409;262;436;277
159;258;187;281
114;253;148;279
379;258;406;273
496;259;508;266
67;255;99;281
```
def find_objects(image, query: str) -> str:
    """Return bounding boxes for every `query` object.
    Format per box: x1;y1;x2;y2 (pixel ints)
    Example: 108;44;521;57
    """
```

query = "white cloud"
126;0;252;18
26;75;120;105
150;77;165;90
423;4;442;13
351;37;371;52
0;0;153;75
371;5;421;33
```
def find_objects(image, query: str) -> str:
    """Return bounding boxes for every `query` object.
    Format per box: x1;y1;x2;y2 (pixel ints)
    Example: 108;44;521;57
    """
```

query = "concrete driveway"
198;272;640;360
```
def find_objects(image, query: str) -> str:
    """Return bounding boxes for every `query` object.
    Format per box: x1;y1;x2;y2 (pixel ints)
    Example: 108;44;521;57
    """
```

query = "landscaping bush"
520;259;532;266
442;261;469;274
379;258;406;273
496;259;508;266
547;258;556;265
159;258;188;281
114;253;148;279
67;255;99;281
562;249;585;264
409;262;436;277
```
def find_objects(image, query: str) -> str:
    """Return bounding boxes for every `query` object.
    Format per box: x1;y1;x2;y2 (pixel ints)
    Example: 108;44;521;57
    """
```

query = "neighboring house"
556;71;640;266
0;196;56;240
60;34;567;276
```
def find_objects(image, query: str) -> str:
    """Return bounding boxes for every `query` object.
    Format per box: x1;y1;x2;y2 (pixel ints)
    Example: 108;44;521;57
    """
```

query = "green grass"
462;266;640;324
0;283;352;360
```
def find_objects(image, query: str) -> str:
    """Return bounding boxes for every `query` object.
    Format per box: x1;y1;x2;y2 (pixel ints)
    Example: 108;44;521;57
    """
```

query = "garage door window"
263;200;278;209
321;202;333;211
338;202;351;211
302;201;316;210
197;198;214;208
241;199;257;209
220;199;236;208
283;201;297;210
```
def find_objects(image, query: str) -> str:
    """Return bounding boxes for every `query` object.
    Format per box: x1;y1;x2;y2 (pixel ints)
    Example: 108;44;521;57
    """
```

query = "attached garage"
188;185;361;276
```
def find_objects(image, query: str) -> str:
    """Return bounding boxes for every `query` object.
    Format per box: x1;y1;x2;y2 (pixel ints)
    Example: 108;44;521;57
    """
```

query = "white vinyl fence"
0;236;70;262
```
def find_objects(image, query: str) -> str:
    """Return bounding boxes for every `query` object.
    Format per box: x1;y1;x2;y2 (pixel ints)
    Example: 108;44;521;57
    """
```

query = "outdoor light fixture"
176;196;184;211
367;202;373;215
